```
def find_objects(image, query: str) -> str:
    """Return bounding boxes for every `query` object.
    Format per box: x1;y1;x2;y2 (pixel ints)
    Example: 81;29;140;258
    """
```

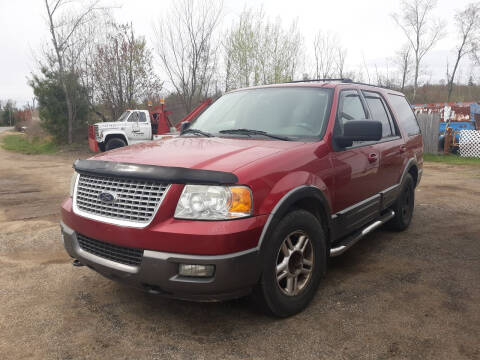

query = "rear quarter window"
387;94;420;136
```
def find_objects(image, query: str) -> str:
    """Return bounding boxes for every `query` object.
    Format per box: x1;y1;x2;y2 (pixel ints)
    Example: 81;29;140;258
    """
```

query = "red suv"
61;79;423;317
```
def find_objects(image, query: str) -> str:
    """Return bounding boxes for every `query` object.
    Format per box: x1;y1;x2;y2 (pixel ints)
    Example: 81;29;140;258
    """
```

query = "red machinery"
151;98;213;134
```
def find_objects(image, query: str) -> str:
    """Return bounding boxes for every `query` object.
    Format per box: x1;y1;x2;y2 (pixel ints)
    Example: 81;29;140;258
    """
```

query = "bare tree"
92;22;162;120
392;0;445;101
313;31;337;78
448;3;480;101
395;45;413;91
336;47;347;78
44;0;104;143
153;0;222;113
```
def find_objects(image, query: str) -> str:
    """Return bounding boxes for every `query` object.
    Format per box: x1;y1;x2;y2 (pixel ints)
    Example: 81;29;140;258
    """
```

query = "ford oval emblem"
98;191;116;205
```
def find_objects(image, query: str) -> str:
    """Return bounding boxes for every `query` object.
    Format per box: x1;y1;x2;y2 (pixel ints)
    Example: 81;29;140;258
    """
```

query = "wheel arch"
104;132;129;146
257;186;333;259
402;158;419;188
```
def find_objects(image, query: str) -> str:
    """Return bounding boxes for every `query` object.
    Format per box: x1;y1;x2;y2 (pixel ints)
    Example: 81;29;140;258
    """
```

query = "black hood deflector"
73;160;238;185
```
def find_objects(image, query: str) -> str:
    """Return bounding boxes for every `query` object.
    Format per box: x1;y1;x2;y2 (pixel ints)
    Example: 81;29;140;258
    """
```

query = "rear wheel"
252;210;326;317
105;137;127;151
388;173;415;231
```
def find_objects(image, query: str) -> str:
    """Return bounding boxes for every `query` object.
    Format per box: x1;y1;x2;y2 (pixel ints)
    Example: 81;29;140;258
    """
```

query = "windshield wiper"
219;129;291;141
181;128;213;137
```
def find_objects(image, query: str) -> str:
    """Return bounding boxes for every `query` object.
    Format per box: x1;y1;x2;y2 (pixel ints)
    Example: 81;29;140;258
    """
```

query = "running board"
330;210;395;257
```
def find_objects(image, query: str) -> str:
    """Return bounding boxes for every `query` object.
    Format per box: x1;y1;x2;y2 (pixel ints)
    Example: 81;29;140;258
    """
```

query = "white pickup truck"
89;99;213;152
92;110;174;152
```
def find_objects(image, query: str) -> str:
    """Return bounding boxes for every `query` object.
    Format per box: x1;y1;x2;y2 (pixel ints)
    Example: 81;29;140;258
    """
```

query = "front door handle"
368;153;378;163
399;145;407;153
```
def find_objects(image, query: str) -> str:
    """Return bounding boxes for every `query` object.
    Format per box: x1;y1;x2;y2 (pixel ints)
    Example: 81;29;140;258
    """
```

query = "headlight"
70;172;78;197
174;185;252;220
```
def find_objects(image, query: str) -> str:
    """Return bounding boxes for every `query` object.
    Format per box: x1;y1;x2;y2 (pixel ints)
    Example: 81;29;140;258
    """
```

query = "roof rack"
287;78;353;84
287;78;394;90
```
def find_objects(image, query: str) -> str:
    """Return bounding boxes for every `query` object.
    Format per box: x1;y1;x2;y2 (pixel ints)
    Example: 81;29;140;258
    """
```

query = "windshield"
116;111;130;122
191;87;333;139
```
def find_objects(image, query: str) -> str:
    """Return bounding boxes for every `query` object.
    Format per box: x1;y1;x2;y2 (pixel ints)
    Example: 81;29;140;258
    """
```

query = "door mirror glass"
335;120;382;148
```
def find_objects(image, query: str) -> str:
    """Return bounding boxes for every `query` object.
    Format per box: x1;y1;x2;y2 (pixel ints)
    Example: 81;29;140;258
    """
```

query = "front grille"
77;233;143;266
74;173;169;226
94;125;99;138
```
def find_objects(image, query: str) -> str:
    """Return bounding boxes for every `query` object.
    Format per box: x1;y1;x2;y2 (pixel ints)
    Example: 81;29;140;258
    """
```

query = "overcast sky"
0;0;475;106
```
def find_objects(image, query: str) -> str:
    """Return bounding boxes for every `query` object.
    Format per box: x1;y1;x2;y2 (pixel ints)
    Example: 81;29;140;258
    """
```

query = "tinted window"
337;90;367;134
363;91;394;138
138;112;147;122
192;88;333;139
338;90;366;121
387;94;420;136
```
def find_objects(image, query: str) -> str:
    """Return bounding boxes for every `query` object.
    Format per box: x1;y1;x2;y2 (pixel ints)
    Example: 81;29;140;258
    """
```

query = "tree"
395;45;413;91
153;0;222;113
44;0;104;144
223;8;302;90
336;47;347;78
313;31;337;78
0;100;16;126
223;8;260;90
449;3;480;101
92;22;162;120
30;68;89;142
392;0;445;101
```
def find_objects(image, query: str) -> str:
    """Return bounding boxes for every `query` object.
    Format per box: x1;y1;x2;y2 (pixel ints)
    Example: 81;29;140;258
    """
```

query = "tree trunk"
413;58;419;103
45;0;74;144
448;44;466;102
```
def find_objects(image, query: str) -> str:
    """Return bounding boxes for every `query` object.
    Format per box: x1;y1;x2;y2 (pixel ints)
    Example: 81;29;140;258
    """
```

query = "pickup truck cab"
61;80;423;317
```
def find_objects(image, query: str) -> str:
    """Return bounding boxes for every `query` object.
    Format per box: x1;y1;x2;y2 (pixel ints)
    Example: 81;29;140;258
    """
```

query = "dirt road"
0;137;479;359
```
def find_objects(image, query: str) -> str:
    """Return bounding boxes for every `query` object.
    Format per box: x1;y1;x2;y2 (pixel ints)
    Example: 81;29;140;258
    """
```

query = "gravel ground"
0;138;479;359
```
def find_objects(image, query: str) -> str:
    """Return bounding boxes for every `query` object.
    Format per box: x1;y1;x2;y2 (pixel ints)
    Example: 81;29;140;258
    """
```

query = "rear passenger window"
363;91;396;138
387;94;420;136
139;112;147;122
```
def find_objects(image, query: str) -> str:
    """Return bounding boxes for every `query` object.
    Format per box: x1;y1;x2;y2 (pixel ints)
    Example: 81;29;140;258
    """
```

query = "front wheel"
252;210;326;317
105;137;127;151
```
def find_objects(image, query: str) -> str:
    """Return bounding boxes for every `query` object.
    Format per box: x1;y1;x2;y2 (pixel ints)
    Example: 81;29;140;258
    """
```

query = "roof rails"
287;78;393;90
287;78;353;84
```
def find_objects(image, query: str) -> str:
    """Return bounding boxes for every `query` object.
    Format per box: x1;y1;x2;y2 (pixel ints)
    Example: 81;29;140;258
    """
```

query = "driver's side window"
128;112;139;122
337;90;367;134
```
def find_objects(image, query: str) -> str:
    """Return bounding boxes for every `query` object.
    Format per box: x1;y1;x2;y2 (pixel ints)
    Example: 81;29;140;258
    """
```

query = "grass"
424;153;480;166
1;133;57;154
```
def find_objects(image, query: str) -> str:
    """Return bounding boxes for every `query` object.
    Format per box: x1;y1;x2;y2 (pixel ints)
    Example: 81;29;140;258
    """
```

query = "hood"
90;136;303;173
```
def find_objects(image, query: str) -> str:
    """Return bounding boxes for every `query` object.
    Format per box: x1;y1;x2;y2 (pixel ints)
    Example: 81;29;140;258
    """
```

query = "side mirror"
335;120;382;148
180;121;191;133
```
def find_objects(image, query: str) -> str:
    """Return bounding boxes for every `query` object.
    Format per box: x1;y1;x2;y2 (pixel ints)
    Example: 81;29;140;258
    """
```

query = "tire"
388;173;415;231
252;209;327;317
105;137;127;151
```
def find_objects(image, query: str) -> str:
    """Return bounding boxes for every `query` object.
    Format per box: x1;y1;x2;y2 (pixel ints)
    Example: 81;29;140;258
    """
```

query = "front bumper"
61;222;261;301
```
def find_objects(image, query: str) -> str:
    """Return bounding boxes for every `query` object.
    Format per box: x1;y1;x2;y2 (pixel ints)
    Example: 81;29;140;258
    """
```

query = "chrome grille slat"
77;233;143;266
74;173;169;226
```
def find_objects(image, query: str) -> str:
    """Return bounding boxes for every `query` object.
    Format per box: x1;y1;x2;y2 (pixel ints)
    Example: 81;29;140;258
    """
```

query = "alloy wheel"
275;230;314;296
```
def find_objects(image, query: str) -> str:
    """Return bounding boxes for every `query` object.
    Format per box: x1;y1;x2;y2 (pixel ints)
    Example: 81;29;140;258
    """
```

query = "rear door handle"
368;153;378;163
399;145;407;153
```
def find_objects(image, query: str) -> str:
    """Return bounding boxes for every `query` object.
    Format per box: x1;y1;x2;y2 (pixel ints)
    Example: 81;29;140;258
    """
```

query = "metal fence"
416;113;441;154
459;130;480;158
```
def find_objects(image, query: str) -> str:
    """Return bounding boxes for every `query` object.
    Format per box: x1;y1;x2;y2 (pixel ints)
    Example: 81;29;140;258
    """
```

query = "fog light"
178;264;215;277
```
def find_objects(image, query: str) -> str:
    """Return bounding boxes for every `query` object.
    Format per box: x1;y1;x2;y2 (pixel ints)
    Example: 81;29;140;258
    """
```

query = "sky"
0;0;475;106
